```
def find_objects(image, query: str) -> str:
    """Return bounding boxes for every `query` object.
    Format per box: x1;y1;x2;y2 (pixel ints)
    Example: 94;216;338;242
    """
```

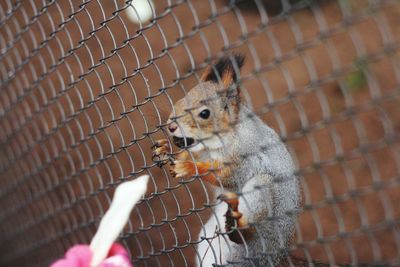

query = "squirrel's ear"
201;54;245;89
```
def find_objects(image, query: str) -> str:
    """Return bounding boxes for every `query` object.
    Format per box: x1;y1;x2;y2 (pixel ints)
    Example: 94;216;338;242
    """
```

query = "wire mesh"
0;0;400;266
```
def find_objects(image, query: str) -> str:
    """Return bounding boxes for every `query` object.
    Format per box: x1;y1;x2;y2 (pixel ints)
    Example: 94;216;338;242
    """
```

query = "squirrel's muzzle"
173;136;195;148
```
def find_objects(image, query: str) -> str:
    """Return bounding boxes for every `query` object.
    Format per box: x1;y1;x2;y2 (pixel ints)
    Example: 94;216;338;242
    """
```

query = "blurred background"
0;0;400;266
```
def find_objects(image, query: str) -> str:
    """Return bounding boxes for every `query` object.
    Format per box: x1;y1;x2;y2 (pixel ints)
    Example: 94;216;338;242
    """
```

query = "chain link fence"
0;0;400;266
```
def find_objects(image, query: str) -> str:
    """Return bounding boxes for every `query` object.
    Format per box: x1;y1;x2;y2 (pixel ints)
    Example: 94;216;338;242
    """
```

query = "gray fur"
196;105;300;267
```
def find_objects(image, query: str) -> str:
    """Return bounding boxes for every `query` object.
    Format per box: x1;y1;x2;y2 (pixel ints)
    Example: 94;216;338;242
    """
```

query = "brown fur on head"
167;54;245;151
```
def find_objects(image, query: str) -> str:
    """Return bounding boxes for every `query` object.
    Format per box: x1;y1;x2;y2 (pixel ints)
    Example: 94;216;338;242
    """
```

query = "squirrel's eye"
199;109;211;119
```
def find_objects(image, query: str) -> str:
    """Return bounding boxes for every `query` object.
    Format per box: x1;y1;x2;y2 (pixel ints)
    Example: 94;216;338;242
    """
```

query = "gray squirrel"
153;54;300;266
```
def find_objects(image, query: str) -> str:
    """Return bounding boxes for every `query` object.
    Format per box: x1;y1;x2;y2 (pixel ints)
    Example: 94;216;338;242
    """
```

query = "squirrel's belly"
195;188;252;266
195;189;229;266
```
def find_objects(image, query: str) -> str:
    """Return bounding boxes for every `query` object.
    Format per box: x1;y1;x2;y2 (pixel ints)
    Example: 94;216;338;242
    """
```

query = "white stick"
89;175;149;267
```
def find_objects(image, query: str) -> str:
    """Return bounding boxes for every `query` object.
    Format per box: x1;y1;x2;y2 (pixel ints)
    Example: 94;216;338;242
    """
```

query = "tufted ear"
201;54;245;113
201;54;245;89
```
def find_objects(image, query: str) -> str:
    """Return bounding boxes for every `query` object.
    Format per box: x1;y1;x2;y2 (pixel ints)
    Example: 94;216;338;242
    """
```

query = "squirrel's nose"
168;122;178;133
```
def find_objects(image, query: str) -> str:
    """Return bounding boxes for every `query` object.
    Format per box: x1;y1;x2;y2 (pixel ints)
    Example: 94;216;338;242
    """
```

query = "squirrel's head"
167;54;245;152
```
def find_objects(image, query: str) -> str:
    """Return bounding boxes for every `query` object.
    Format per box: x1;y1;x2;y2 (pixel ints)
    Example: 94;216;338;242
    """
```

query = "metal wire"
0;0;400;266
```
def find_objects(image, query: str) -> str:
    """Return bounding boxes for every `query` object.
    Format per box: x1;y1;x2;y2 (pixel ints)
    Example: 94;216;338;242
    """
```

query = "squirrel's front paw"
169;160;194;179
152;139;171;166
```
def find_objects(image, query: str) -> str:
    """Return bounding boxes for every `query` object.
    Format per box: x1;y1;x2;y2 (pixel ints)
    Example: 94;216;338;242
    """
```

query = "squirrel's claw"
227;210;243;220
169;160;191;179
218;192;239;210
152;139;168;149
152;139;171;166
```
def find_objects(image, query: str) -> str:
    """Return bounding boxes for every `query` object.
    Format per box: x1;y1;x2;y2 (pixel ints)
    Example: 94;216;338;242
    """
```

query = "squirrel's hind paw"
218;192;239;210
218;192;254;244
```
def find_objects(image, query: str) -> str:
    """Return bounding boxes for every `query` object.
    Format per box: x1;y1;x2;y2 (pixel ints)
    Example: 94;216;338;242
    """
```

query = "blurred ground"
0;0;400;266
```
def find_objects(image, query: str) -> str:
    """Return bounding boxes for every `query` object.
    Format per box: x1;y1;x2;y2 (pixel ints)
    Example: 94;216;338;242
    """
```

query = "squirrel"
152;54;301;267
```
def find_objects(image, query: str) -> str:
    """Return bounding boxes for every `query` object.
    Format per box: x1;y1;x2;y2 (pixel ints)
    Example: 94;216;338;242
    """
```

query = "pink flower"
50;243;132;267
99;243;132;267
50;245;92;267
50;175;149;267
